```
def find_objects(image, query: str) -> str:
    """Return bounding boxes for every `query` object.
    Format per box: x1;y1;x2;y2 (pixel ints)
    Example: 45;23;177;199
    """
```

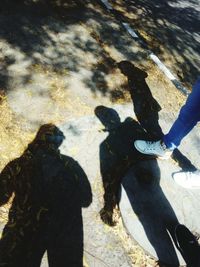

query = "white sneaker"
134;140;173;159
172;171;200;189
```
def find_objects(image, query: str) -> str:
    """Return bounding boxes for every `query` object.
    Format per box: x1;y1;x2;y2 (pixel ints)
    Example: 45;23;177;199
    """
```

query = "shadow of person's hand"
100;207;117;227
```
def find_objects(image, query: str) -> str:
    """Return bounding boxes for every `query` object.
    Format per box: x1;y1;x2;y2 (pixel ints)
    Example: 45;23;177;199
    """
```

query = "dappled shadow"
83;48;116;97
0;0;91;91
0;123;92;267
0;0;145;104
109;0;200;87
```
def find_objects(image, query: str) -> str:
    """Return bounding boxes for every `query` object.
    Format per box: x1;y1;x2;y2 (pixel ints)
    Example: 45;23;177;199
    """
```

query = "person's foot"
175;224;200;267
134;140;173;159
172;171;200;189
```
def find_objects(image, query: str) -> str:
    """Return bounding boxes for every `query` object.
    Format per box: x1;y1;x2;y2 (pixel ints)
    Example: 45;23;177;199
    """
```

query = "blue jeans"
163;78;200;149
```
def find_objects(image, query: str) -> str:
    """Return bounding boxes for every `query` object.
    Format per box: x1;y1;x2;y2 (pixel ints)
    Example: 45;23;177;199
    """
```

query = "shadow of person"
117;60;163;140
95;106;180;265
95;105;149;226
0;124;92;267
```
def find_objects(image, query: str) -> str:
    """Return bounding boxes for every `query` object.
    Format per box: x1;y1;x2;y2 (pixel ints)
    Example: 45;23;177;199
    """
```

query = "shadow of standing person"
95;106;148;226
95;106;181;265
0;124;92;267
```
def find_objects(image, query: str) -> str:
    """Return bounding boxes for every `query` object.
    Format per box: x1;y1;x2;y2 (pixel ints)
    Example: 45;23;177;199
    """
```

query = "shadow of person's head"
95;105;121;131
117;60;147;80
29;123;65;150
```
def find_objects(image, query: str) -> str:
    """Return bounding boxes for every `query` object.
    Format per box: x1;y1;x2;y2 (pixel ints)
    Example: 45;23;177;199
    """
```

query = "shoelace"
145;141;157;151
145;141;166;151
160;141;167;150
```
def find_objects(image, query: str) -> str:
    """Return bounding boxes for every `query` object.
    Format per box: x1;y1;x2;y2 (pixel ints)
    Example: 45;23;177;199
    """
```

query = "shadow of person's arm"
0;159;19;206
69;159;92;208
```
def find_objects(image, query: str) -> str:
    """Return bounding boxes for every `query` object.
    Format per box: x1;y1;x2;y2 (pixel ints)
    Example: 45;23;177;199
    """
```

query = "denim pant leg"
164;78;200;149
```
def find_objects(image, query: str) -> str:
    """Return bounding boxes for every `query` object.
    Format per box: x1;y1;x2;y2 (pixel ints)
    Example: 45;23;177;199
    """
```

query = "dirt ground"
0;0;189;266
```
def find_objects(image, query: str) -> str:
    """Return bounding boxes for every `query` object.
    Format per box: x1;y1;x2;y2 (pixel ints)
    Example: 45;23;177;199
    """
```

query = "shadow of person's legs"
122;159;180;266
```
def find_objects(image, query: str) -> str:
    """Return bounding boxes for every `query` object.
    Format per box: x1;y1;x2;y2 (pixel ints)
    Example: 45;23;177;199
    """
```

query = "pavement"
0;1;199;267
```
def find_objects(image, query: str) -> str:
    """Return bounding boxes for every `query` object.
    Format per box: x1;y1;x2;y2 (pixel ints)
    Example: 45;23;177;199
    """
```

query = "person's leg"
164;78;200;149
134;78;200;159
164;79;200;188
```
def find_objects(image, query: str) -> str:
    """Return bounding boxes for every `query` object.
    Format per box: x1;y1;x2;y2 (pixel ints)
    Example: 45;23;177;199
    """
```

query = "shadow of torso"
98;113;148;225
